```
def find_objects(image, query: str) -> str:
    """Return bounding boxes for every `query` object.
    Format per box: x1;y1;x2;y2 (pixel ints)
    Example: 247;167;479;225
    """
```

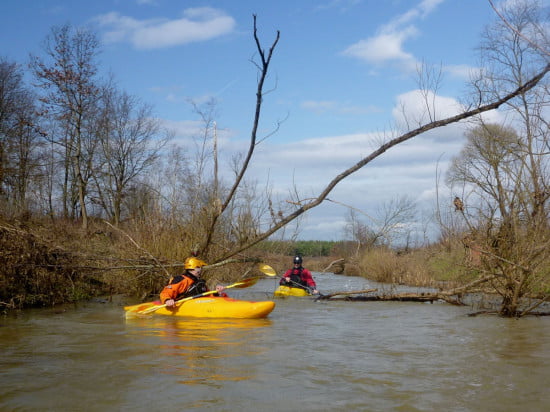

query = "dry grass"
355;245;473;288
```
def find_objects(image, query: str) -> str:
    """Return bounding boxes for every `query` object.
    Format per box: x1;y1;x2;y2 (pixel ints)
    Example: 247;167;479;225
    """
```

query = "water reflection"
126;316;272;340
125;316;272;386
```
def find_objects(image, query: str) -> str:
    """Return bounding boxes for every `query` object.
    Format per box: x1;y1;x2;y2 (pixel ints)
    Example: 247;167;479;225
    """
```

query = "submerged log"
316;275;504;305
316;288;378;300
316;290;464;306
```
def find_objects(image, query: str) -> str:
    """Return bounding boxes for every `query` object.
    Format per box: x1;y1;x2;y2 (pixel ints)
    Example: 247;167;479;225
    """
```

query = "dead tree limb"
322;258;345;273
326;292;465;306
316;288;377;300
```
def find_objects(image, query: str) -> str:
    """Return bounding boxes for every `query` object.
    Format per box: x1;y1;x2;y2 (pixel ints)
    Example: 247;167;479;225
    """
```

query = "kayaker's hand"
312;289;319;295
284;277;290;283
165;299;175;307
216;285;225;292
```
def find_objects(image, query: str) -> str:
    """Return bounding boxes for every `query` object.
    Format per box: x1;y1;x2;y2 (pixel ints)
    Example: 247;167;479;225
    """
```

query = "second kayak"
274;285;311;297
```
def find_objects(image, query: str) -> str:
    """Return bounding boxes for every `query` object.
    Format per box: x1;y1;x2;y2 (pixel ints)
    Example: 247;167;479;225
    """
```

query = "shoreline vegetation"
2;218;548;317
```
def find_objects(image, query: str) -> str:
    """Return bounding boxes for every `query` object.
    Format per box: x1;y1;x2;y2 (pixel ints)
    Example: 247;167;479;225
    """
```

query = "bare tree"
343;195;416;254
0;58;42;215
92;87;170;225
446;0;550;316
191;15;281;259
187;97;219;197
30;24;102;229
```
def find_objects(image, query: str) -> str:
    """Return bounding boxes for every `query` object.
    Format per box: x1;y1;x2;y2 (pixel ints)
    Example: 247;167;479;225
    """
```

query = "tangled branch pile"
0;224;102;309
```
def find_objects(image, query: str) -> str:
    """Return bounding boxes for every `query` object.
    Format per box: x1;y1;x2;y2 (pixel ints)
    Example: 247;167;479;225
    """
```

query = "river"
1;273;549;411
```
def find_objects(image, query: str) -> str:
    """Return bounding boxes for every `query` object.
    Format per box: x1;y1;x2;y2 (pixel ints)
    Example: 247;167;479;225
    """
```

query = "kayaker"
160;257;225;308
280;255;319;294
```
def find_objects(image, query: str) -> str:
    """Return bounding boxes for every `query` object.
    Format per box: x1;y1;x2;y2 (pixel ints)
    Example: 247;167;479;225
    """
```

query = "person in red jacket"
160;257;225;308
280;255;319;294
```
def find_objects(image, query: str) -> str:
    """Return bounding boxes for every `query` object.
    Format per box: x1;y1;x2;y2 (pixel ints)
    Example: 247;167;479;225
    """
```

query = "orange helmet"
184;257;207;269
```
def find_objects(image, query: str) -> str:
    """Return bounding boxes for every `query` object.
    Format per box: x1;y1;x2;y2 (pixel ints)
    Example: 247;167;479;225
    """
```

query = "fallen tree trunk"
317;275;505;305
317;291;465;306
316;288;378;299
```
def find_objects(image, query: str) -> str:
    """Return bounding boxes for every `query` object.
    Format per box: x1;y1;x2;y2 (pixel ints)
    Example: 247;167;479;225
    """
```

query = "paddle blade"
258;264;277;277
231;277;258;288
124;302;156;313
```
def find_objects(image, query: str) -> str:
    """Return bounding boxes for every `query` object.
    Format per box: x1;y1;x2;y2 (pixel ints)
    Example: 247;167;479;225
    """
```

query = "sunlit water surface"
1;274;549;411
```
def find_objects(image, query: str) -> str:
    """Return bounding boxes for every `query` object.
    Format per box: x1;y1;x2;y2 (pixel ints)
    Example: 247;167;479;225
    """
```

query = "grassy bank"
3;217;546;311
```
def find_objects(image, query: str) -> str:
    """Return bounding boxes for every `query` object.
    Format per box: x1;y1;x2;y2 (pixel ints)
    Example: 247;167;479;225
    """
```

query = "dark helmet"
293;255;303;265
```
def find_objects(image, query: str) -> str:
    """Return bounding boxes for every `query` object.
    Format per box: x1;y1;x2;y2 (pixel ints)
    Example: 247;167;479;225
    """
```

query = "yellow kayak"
125;296;275;319
274;285;311;297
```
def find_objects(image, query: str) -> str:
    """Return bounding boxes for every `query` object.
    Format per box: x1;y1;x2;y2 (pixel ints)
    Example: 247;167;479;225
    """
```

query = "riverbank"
1;217;548;316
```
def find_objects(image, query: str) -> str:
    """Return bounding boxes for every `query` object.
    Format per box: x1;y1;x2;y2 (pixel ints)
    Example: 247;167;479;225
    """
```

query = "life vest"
288;267;307;289
176;273;208;299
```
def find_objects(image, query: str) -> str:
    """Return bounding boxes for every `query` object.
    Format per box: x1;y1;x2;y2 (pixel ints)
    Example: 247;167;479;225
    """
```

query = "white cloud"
418;0;446;15
303;218;348;235
342;27;417;65
341;0;445;67
392;89;465;129
95;7;235;49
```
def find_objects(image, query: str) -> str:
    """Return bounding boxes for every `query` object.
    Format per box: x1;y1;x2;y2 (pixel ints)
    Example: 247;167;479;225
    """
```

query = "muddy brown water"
1;273;549;411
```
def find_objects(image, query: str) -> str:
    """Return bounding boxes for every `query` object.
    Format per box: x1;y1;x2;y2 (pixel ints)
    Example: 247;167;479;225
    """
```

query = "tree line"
1;24;171;228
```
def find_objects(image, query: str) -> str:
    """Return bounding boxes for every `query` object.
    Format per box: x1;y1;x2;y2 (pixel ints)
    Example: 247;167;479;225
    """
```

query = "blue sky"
1;1;508;242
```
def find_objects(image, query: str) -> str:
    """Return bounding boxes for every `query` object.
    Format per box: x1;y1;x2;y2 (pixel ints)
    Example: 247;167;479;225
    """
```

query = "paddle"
135;277;259;315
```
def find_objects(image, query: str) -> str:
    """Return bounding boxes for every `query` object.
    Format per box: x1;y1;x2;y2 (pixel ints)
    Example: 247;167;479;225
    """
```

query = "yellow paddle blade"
258;264;277;277
232;277;258;288
124;302;156;313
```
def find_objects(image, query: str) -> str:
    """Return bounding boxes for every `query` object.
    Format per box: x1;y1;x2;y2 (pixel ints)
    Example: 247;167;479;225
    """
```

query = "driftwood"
314;279;497;305
315;264;503;307
322;258;345;273
468;310;550;317
316;288;377;300
317;291;464;306
329;293;464;305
